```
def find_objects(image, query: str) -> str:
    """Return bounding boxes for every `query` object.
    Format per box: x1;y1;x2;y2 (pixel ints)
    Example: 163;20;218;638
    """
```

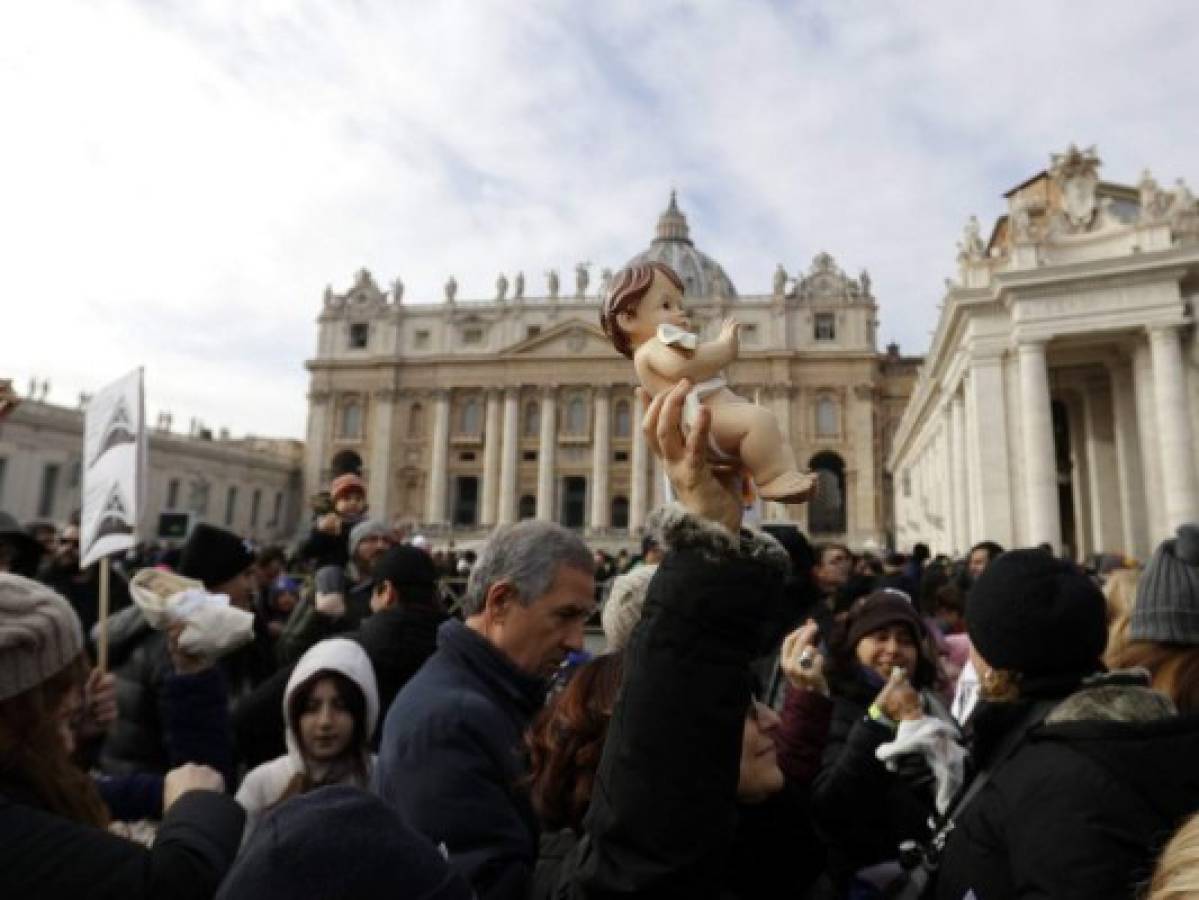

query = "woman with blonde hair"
1107;525;1199;713
1102;566;1140;664
1147;813;1199;900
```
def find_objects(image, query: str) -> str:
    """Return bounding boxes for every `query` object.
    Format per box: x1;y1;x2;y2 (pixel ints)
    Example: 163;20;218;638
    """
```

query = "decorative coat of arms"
1050;144;1101;231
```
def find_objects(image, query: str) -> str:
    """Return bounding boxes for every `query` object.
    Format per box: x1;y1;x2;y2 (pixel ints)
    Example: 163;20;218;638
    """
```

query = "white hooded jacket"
235;637;379;840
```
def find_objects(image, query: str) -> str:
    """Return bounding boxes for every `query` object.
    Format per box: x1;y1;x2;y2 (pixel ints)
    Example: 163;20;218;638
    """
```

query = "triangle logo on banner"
95;482;135;541
90;397;137;467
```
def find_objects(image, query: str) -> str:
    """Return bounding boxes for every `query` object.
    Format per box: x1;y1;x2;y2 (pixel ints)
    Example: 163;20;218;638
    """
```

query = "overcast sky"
3;0;1198;440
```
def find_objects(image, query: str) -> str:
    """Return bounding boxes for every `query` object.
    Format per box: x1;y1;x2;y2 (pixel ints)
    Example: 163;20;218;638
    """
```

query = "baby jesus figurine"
601;260;816;504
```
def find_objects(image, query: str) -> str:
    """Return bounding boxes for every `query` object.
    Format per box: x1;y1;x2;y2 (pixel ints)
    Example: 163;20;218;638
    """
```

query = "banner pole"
97;557;111;672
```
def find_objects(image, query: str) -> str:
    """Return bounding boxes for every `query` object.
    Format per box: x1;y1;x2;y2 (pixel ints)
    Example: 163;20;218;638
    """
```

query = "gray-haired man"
372;520;594;900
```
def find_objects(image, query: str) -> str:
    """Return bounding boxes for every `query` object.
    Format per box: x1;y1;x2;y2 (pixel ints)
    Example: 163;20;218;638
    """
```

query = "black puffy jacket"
937;677;1199;900
99;606;174;776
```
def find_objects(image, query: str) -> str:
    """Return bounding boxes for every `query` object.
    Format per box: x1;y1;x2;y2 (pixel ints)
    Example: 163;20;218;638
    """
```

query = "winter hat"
1131;524;1199;644
602;564;656;651
0;574;83;701
178;524;256;590
967;549;1106;679
846;588;926;650
330;473;367;504
350;520;390;560
216;785;472;900
0;511;44;577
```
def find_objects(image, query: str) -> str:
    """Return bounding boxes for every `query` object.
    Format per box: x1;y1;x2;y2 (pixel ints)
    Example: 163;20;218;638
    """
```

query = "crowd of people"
3;380;1199;898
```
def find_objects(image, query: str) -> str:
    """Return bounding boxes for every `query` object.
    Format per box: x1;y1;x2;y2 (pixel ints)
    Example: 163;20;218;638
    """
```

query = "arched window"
565;396;587;435
407;402;424;439
523;402;540;438
339;400;362;439
815;396;838;438
808;452;846;534
459;397;481;436
613;400;631;438
518;495;537;520
610;496;629;529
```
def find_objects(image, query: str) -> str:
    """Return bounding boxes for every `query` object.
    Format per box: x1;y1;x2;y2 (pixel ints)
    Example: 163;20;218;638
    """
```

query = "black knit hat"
1131;524;1199;645
847;588;926;650
967;549;1106;679
178;524;256;590
216;786;471;900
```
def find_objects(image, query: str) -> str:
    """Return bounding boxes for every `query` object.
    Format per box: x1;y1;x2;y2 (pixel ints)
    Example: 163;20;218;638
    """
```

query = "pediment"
503;319;615;358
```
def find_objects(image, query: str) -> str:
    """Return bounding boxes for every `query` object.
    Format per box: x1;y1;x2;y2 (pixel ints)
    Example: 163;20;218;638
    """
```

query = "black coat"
812;670;948;888
534;507;821;899
373;618;545;900
232;600;446;768
0;787;244;900
937;685;1199;900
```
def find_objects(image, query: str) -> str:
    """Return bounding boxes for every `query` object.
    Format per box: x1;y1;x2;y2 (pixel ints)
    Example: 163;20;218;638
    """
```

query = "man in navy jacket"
373;520;595;900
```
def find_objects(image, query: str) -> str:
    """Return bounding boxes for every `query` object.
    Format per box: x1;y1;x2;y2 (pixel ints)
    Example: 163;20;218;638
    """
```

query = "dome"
623;192;738;299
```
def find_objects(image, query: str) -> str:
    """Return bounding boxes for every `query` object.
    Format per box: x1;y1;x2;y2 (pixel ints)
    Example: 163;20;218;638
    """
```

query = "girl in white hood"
236;637;379;839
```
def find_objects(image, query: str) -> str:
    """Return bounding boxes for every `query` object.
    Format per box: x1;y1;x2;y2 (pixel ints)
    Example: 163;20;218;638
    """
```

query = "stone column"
368;389;397;519
480;388;502;526
1109;358;1150;559
590;386;611;529
498;388;519;524
1017;340;1062;551
304;389;331;505
1133;339;1167;542
1081;379;1122;556
1149;325;1199;530
424;389;450;525
767;386;795;522
950;389;968;553
629;389;649;533
940;402;954;554
852;384;878;547
536;386;557;521
965;358;1014;546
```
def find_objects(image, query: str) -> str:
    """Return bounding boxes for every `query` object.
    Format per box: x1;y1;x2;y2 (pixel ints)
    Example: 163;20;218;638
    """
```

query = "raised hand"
780;620;828;695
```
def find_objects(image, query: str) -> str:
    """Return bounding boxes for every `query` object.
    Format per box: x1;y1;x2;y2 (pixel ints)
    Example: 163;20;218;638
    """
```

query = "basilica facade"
304;195;919;547
888;146;1199;561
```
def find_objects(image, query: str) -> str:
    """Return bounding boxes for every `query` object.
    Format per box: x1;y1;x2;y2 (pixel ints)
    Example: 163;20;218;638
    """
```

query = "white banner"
80;368;147;569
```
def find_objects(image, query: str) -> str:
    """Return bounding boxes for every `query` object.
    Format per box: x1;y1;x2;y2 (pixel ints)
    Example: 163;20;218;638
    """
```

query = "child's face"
273;590;298;614
298;677;354;762
619;270;690;348
334;491;366;518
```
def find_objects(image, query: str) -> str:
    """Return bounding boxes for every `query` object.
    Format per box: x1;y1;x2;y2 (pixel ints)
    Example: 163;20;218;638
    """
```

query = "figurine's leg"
710;403;816;504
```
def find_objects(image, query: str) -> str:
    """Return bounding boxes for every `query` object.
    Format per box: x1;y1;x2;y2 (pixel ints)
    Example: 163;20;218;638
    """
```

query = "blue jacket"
373;618;545;900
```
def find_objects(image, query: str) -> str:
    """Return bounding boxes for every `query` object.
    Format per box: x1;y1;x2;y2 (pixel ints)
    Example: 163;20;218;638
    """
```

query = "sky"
3;0;1199;440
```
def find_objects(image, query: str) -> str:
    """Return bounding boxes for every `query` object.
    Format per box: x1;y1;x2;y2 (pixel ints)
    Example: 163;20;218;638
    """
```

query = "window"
611;496;629;529
562;477;586;528
459;398;481;436
741;324;759;345
522;451;537;462
339;400;362;439
462;327;484;346
348;323;370;349
613;400;631;438
518;495;537;520
37;464;60;518
250;489;262;527
808;452;847;534
224;486;238;526
613;450;628;463
452;477;479;527
815;313;836;341
816;397;838;437
190;479;210;515
413;330;430;350
526;325;542;339
459;452;476;462
565;397;587;435
523;402;540;438
271;491;283;527
166;478;180;510
408;402;424;439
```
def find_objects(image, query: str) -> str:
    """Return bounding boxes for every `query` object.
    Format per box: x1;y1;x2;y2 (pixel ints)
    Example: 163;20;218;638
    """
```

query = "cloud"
2;0;1197;438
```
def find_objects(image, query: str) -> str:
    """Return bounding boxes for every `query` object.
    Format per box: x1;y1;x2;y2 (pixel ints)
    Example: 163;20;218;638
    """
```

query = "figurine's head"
600;261;688;359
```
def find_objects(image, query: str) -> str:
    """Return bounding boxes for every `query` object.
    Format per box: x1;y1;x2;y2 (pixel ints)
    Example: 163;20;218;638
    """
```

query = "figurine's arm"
643;321;739;383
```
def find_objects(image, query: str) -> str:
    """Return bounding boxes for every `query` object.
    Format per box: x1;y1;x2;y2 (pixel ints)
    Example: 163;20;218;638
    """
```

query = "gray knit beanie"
349;520;389;559
1130;524;1199;644
0;574;83;701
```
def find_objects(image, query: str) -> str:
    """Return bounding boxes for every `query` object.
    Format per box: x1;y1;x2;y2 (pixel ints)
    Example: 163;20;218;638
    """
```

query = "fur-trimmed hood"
646;503;791;576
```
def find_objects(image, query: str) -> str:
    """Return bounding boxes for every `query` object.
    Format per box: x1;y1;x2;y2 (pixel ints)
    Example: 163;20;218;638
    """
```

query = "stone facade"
305;195;920;547
888;146;1199;561
0;397;304;543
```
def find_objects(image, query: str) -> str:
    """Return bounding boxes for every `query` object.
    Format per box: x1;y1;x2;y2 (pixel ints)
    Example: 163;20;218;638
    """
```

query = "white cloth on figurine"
656;323;698;351
129;568;254;659
875;715;968;814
